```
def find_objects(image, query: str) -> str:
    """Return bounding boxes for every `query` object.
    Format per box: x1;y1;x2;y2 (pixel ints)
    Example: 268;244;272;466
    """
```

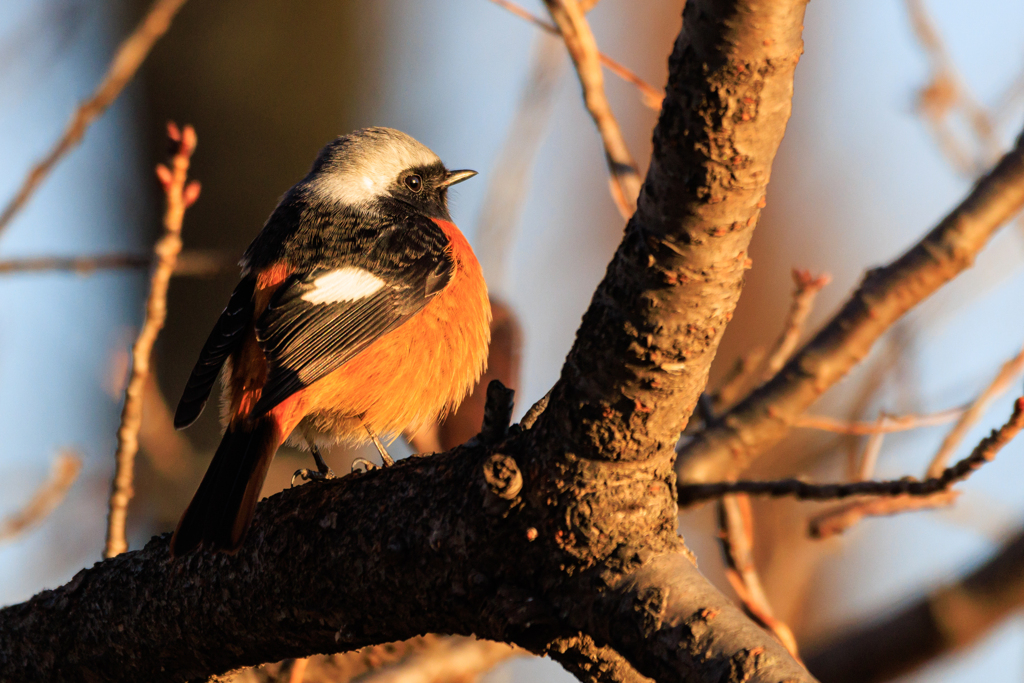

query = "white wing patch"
302;267;386;304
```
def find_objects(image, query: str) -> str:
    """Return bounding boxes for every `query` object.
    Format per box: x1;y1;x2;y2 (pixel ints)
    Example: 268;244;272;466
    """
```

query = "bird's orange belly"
278;261;491;448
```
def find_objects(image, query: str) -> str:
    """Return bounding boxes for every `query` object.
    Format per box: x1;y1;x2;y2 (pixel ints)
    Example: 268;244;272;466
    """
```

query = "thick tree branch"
539;0;808;465
0;3;817;682
0;440;808;683
678;127;1024;485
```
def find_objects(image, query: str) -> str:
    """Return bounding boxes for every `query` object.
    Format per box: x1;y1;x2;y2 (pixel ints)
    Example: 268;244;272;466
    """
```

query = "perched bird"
170;127;491;556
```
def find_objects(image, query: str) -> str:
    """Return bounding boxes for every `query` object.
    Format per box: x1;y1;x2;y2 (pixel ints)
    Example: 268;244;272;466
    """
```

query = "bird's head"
303;127;476;221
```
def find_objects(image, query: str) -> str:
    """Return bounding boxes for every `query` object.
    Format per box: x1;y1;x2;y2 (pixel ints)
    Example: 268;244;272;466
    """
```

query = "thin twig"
809;345;1024;538
794;407;963;435
678;396;1024;505
808;491;960;539
760;270;830;381
0;452;81;544
905;0;1001;172
543;0;642;219
709;269;828;416
855;412;889;481
716;495;801;660
0;249;235;277
475;33;564;294
104;122;199;559
710;347;767;415
926;342;1024;477
0;0;189;238
677;125;1024;485
485;0;664;112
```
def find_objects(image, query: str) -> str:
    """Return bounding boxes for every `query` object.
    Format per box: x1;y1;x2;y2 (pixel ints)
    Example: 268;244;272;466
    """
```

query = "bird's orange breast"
234;219;492;445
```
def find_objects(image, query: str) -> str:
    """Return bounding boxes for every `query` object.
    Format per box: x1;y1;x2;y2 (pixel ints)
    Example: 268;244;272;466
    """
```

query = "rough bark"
677;129;1024;485
0;1;815;681
541;0;807;465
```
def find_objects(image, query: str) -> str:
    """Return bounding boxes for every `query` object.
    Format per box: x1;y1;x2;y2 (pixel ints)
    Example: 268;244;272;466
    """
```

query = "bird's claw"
291;467;335;486
351;457;378;473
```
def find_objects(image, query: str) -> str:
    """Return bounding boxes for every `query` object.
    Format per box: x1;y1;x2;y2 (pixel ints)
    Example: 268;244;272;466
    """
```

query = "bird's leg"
291;439;336;485
365;425;396;467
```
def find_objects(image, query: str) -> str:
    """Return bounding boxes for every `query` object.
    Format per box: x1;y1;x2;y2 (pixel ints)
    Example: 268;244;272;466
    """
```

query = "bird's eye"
404;174;422;192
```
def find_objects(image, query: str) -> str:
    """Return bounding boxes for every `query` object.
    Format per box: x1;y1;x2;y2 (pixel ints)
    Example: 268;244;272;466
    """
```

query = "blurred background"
0;1;1023;681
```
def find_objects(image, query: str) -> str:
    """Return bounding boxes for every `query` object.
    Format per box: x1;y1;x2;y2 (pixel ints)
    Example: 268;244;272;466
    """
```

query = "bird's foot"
365;425;396;467
351;457;378;473
291;466;336;486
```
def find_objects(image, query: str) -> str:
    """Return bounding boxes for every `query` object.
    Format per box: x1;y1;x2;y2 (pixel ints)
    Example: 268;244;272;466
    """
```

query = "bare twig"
679;396;1024;505
710;347;767;415
808;490;960;539
805;345;1024;538
716;494;801;660
0;249;235;278
794;407;963;435
760;269;830;381
485;0;664;111
475;33;564;294
0;0;189;238
678;125;1024;486
706;270;828;418
104;122;199;559
544;0;641;218
0;452;81;544
926;342;1024;477
855;412;889;481
905;0;1001;171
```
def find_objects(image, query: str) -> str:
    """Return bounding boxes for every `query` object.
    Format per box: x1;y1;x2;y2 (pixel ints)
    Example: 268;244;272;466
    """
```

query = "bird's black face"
388;162;476;221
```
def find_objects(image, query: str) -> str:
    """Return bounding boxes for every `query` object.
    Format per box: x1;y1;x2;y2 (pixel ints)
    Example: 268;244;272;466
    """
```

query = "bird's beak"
440;169;478;187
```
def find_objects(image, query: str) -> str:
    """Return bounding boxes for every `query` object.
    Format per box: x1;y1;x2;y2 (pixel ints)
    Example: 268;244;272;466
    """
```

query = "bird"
169;127;491;557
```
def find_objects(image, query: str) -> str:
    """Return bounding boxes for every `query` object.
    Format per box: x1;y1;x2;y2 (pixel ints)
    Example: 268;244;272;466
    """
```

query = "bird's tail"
170;417;282;557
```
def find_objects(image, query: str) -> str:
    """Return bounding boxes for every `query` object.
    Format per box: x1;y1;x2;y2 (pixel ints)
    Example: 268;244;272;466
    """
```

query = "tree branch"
539;0;808;465
806;525;1024;683
0;250;235;278
104;123;199;558
485;0;664;111
0;0;189;238
544;0;642;218
678;396;1024;505
0;3;817;682
0;452;81;544
678;127;1024;485
926;341;1024;476
716;494;800;658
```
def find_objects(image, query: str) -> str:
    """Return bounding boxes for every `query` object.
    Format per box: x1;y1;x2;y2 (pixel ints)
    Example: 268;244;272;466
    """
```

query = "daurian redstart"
170;127;491;556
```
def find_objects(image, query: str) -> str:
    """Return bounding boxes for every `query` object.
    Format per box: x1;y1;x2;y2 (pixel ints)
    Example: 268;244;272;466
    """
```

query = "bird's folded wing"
251;226;453;416
174;277;256;429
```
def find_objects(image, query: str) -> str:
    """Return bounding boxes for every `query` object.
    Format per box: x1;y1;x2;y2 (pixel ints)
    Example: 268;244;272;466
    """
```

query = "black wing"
250;218;452;416
174;277;257;429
